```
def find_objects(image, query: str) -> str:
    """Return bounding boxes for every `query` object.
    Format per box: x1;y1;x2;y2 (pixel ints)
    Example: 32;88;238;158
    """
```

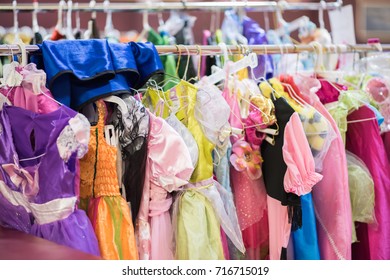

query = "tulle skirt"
80;196;138;260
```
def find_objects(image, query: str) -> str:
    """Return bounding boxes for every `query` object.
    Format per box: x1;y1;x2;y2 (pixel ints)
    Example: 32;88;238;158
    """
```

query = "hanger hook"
196;45;202;80
182;45;191;81
89;0;96;19
12;0;20;42
7;44;15;62
175;44;182;77
319;0;326;30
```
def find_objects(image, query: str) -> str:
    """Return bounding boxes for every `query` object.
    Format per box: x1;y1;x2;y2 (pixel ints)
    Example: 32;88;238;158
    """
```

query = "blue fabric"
292;193;321;260
30;39;164;110
366;103;384;126
213;143;233;193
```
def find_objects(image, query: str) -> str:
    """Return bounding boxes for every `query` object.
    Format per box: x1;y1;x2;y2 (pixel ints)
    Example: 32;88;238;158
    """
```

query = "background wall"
0;0;376;44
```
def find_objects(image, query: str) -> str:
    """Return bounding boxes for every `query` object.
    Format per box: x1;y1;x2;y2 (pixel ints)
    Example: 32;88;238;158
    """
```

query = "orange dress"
79;100;138;260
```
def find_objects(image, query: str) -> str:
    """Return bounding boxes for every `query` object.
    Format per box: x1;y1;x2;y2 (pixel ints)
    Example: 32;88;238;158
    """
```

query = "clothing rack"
0;43;389;56
0;1;343;13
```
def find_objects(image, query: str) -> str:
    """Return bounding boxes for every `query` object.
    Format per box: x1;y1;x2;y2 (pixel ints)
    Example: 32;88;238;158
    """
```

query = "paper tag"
329;5;356;44
329;5;357;70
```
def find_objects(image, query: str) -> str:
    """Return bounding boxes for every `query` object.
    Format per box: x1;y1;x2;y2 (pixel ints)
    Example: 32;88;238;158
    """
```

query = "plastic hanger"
137;0;152;42
204;51;258;85
15;42;27;67
318;0;326;30
90;0;96;20
74;2;80;33
66;0;75;40
55;0;65;35
12;0;20;43
275;16;310;37
0;47;13;107
32;0;39;34
103;95;128;114
221;9;248;45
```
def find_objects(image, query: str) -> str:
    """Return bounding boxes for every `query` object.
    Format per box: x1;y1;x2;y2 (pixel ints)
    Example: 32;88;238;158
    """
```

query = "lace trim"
57;114;90;162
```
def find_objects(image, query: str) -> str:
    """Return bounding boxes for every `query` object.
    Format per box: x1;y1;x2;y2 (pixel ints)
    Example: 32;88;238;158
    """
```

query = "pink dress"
0;63;60;114
382;132;390;162
221;77;269;259
267;112;322;260
295;77;353;260
136;112;194;260
346;106;390;260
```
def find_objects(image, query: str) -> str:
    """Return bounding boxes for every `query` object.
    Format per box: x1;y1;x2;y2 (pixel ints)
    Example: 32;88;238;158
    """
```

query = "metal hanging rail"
0;1;343;13
0;43;387;56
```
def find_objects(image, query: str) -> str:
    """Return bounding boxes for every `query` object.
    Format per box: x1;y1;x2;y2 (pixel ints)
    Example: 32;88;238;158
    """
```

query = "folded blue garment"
30;39;164;110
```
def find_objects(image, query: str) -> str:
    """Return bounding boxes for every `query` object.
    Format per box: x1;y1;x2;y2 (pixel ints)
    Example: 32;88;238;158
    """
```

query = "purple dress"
242;17;274;79
0;105;100;256
346;105;390;260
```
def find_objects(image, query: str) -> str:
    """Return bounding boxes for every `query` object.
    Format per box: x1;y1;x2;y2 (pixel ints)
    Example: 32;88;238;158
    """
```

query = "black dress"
260;95;302;259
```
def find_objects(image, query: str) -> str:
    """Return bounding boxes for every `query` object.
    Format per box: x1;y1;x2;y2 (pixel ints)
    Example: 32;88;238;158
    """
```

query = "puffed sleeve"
283;112;323;196
148;114;194;192
57;113;90;162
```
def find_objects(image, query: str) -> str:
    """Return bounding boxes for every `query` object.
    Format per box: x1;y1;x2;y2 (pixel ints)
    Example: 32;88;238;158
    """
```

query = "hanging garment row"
0;0;342;53
0;38;389;261
0;0;390;260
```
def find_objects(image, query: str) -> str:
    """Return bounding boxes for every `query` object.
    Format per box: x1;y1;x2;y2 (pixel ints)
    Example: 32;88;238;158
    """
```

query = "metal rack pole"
0;43;387;55
0;1;343;13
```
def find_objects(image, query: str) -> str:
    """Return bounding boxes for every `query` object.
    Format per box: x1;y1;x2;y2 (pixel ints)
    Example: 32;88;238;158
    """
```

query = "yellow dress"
144;81;225;260
79;100;138;260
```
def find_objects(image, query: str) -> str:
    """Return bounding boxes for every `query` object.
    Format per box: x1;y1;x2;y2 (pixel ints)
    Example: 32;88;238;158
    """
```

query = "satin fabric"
79;101;138;260
31;40;163;110
242;17;273;79
136;112;194;260
0;105;100;256
382;132;390;162
0;63;60;114
277;76;325;260
292;193;321;259
145;81;244;259
346;106;390;260
295;80;352;260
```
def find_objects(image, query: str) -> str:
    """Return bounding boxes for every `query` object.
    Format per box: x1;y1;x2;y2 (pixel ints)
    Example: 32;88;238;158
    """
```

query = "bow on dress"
2;163;39;200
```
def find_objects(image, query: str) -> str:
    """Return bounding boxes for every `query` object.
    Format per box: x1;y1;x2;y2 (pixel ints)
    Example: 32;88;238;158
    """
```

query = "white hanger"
12;0;20;43
32;0;39;34
55;0;65;33
103;95;128;114
90;0;96;20
318;0;326;30
204;52;258;85
66;0;75;40
275;16;309;37
137;0;152;42
104;0;113;35
16;42;27;67
74;2;80;34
